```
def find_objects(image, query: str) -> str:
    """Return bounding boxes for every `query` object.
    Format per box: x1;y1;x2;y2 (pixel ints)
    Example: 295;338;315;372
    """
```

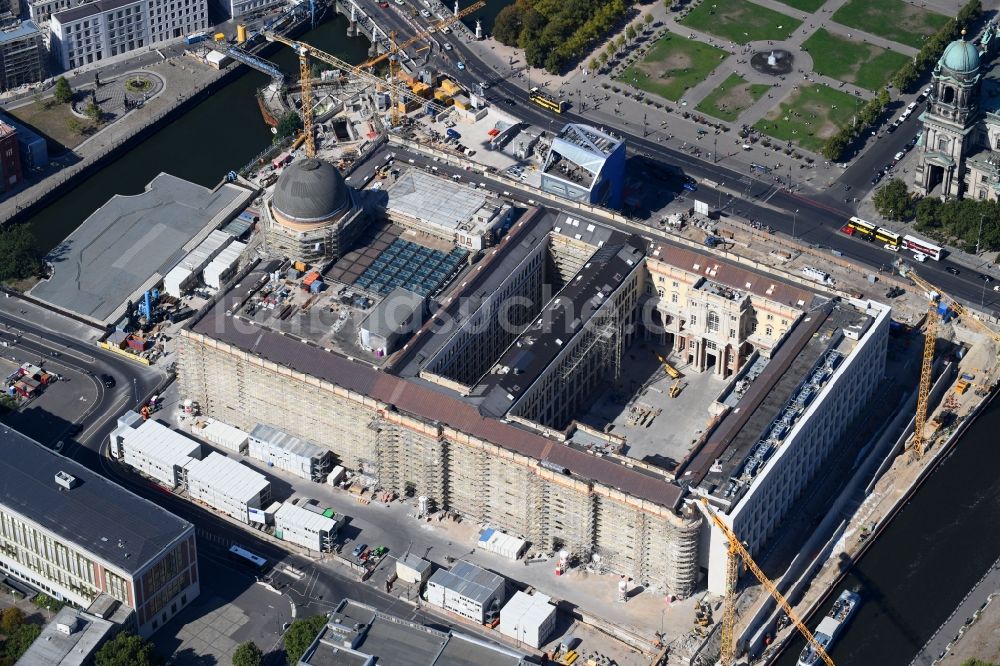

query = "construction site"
130;7;1000;665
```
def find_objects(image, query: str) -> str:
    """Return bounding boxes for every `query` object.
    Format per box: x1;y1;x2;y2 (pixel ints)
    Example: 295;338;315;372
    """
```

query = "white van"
913;252;927;262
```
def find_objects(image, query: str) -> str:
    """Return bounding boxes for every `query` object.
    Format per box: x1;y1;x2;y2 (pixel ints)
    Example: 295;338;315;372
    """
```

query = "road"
353;1;1000;313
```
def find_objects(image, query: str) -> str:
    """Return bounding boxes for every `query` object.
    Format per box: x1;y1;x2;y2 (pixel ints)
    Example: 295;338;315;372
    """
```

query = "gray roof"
0;426;193;575
428;560;504;605
54;0;143;23
300;599;524;666
249;423;327;460
386;169;490;231
361;287;426;340
29;173;247;325
15;607;115;666
272;158;349;223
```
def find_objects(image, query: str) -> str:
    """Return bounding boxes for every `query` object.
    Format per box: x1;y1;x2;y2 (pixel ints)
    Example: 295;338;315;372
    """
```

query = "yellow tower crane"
357;1;486;124
896;264;1000;458
700;499;835;666
263;32;452;150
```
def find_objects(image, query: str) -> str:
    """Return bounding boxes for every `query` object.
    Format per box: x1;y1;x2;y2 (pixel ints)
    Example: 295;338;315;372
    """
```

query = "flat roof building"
299;598;527;665
29;173;250;326
15;607;116;666
384;168;513;251
359;287;426;357
49;0;208;71
186;452;271;524
0;425;199;637
109;413;202;488
273;502;339;552
540;123;625;208
498;591;556;649
426;559;506;624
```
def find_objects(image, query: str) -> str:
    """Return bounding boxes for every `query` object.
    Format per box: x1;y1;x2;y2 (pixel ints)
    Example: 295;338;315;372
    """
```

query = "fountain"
750;49;794;76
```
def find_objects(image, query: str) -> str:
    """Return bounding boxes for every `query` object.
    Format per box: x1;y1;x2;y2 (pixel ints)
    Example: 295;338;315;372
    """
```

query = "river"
775;395;1000;666
22;15;371;253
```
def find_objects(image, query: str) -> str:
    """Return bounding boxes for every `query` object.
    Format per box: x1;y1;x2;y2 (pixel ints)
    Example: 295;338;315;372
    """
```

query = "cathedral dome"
272;158;350;226
940;37;980;74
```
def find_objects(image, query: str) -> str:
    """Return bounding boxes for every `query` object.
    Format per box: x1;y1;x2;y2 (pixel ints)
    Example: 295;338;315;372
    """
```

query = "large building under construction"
178;166;889;597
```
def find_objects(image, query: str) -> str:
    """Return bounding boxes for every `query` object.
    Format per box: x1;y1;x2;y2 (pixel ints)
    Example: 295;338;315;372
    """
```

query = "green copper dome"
940;37;980;73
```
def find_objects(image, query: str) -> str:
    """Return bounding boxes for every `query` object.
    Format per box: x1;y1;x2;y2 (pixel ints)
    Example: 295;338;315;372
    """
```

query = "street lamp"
792;208;799;239
977;213;985;255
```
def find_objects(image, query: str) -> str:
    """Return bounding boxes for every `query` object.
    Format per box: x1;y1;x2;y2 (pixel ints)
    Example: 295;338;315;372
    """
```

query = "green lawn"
618;33;728;101
753;84;860;152
695;73;770;121
831;0;949;49
680;0;803;45
773;0;827;11
803;29;910;90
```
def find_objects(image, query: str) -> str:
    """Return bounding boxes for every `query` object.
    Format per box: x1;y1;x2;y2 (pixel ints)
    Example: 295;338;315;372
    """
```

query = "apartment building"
0;120;22;192
49;0;207;71
0;426;199;637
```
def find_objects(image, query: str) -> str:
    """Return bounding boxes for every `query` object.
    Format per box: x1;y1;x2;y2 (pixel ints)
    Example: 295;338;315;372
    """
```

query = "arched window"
943;86;956;104
707;311;720;333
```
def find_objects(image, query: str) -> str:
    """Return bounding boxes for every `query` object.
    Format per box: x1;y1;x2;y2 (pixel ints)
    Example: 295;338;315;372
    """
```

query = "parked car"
352;543;368;559
54;441;65;452
101;374;115;388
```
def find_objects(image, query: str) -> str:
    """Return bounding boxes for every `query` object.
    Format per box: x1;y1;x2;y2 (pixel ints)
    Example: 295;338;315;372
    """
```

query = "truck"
185;32;208;45
446;128;461;140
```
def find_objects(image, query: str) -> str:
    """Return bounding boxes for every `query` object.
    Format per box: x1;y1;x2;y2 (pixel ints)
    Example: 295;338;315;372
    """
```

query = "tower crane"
895;261;1000;458
357;1;485;124
262;31;451;149
700;499;835;666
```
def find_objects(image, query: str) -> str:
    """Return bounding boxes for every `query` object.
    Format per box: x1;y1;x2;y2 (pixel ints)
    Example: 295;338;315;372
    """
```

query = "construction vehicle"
357;1;484;124
895;260;1000;458
655;352;681;379
669;379;685;398
700;499;835;666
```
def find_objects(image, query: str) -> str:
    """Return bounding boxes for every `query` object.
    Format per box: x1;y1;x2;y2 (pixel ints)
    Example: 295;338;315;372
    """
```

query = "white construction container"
327;465;346;486
248;424;331;482
186;452;270;523
163;265;195;299
191;417;249;454
203;241;247;289
396;554;432;585
477;528;527;560
108;411;201;487
498;591;556;649
178;230;232;275
273;502;339;551
426;560;505;623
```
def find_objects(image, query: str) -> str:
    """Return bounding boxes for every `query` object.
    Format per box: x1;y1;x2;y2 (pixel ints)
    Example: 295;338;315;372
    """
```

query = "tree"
588;57;599;71
3;623;41;663
85;101;101;123
0;225;42;283
960;661;999;666
598;51;609;66
821;133;849;161
67;117;82;134
53;76;72;104
492;3;525;45
625;24;637;43
873;178;915;221
1;606;25;633
614;35;626;52
283;615;328;665
275;111;303;141
232;641;264;666
644;12;654;28
94;633;163;666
